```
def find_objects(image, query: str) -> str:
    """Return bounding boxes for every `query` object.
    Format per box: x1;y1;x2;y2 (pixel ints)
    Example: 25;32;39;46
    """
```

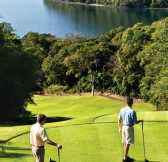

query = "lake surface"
0;0;168;38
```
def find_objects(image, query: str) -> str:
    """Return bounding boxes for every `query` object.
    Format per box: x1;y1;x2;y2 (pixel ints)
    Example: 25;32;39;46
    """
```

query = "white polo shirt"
30;122;48;147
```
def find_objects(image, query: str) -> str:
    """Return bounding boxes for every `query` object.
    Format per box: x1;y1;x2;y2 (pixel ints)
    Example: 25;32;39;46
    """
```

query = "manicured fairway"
0;95;168;162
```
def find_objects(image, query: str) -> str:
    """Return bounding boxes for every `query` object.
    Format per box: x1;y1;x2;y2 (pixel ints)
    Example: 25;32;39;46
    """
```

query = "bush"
44;85;67;94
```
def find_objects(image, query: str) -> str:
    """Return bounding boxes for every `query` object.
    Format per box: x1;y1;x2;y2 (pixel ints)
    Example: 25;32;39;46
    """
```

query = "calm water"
0;0;168;38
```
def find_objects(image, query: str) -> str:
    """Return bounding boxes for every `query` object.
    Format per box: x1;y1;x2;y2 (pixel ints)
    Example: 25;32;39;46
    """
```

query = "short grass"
0;95;168;162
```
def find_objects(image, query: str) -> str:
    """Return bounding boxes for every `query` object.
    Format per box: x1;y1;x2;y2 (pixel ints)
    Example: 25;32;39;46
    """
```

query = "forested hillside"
0;17;168;120
47;0;168;8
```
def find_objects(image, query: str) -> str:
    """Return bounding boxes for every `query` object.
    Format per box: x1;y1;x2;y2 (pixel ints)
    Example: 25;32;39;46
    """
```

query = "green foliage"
138;18;168;110
112;23;153;97
127;0;151;7
42;39;70;86
46;0;168;7
21;32;57;91
0;23;40;121
44;84;67;94
151;0;168;7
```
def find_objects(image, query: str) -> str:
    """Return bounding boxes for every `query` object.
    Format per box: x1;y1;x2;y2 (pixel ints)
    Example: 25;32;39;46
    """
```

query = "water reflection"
44;0;168;37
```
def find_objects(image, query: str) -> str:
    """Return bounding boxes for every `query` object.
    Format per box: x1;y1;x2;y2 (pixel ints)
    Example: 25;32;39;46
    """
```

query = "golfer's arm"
118;120;121;127
118;120;122;129
45;139;58;146
135;120;143;124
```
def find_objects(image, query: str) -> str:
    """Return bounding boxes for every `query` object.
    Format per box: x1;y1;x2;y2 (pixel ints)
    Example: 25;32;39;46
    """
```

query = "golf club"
48;158;56;162
58;148;60;162
48;148;61;162
142;122;149;162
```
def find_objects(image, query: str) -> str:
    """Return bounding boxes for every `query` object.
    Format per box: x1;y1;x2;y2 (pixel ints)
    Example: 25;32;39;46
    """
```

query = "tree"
0;22;40;121
112;23;153;97
21;32;57;92
63;41;86;95
75;38;112;96
138;18;168;110
42;38;74;87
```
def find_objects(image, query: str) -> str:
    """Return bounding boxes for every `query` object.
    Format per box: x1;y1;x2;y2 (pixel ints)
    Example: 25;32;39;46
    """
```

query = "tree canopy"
0;23;40;121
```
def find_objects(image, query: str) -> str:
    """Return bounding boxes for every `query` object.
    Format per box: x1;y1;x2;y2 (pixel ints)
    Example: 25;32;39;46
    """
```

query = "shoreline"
46;0;116;8
46;0;168;10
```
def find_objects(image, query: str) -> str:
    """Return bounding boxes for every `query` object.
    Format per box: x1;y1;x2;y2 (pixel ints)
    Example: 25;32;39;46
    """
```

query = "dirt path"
99;92;144;102
43;92;144;102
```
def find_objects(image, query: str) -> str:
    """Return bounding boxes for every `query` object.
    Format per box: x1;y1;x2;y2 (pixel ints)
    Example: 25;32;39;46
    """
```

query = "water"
0;0;168;38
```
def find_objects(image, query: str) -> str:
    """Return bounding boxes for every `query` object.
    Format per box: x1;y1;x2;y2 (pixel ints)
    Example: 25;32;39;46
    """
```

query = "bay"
0;0;168;38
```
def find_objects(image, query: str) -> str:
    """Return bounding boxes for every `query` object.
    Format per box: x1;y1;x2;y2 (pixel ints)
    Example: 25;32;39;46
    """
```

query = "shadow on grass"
14;115;72;125
0;146;31;158
134;160;161;162
0;110;72;126
2;146;31;151
0;151;30;158
0;140;6;143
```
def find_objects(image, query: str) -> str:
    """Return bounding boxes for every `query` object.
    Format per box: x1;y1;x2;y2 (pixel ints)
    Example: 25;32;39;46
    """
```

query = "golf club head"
48;158;56;162
145;160;149;162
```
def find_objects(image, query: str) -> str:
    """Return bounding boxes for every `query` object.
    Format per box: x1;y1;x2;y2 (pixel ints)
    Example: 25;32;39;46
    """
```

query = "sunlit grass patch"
1;95;167;162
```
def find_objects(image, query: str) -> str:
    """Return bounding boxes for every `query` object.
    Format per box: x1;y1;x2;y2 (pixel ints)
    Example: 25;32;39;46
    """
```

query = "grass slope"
0;95;168;162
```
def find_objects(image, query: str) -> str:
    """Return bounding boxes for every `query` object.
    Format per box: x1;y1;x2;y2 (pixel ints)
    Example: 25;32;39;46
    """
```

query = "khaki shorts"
32;146;45;162
122;125;134;144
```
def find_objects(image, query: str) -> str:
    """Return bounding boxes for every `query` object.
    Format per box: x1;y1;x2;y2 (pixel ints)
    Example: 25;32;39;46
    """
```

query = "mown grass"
0;95;168;162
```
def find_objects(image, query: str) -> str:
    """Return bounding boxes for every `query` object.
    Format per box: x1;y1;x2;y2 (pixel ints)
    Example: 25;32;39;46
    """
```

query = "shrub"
44;85;67;95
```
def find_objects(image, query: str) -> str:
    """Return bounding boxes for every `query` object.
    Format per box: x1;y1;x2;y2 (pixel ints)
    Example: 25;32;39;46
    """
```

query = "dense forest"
47;0;168;8
0;17;168;120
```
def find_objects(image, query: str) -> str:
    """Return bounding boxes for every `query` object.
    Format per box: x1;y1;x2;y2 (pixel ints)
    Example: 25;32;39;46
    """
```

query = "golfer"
30;114;62;162
118;97;143;162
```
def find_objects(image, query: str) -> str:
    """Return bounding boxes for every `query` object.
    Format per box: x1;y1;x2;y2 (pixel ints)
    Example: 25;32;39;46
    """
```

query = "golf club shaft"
58;148;60;162
142;122;146;160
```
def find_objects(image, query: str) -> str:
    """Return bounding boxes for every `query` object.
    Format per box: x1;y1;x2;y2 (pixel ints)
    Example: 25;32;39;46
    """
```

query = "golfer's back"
118;106;137;126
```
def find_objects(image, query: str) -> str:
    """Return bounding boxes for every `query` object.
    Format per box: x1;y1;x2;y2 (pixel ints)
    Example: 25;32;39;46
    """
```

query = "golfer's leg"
32;146;45;162
122;126;127;160
36;148;45;162
32;146;38;162
124;143;130;160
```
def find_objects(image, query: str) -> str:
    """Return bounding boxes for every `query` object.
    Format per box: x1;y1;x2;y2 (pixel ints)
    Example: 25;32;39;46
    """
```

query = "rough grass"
0;95;168;162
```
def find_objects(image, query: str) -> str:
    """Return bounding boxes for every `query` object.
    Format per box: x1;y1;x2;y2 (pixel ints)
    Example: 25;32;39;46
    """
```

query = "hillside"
45;0;168;8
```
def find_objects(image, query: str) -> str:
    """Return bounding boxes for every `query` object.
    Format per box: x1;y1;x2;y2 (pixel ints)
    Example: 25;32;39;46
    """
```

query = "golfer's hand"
57;144;62;149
